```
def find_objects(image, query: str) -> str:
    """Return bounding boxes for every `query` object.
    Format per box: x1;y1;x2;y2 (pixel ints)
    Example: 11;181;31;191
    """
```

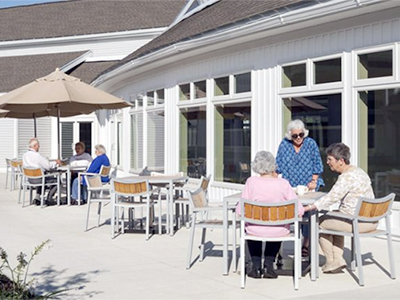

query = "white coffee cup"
296;185;308;196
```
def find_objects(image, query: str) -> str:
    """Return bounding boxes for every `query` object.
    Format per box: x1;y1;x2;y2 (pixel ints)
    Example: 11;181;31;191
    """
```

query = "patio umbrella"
0;68;131;158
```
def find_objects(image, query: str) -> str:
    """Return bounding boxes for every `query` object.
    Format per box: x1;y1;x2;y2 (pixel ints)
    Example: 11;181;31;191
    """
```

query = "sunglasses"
292;132;305;139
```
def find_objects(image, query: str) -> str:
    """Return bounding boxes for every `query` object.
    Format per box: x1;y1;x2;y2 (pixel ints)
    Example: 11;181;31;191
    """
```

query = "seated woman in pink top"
238;151;304;279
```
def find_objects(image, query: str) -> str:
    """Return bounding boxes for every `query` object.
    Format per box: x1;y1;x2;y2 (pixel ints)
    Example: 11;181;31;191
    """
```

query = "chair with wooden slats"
21;166;60;207
10;159;23;192
110;178;160;240
318;193;396;286
78;164;112;205
186;187;238;271
240;198;301;290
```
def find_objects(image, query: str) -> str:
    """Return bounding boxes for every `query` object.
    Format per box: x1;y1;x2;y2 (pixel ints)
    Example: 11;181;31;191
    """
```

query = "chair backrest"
240;198;298;226
111;178;150;197
22;167;43;178
188;187;208;209
199;175;211;192
355;193;396;223
5;158;12;168
84;174;103;189
100;165;111;178
11;159;23;170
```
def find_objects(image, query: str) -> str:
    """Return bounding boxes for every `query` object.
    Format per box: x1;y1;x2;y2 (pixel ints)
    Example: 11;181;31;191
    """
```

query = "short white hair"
94;144;106;154
28;137;39;148
285;119;309;140
251;151;276;175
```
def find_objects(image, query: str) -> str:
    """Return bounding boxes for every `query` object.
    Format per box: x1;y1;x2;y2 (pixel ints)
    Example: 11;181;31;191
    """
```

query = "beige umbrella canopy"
0;68;131;158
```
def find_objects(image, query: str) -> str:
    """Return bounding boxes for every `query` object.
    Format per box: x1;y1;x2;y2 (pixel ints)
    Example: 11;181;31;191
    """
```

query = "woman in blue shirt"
276;119;324;256
71;144;110;204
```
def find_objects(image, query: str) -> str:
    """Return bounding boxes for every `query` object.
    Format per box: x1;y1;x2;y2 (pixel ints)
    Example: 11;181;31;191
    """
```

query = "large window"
314;58;341;84
358;89;400;198
148;112;165;171
214;103;251;183
130;114;143;169
282;63;306;88
179;107;206;178
357;50;393;79
282;94;342;190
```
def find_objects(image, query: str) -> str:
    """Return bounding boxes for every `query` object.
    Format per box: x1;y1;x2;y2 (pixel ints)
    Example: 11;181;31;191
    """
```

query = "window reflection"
179;107;206;178
283;94;342;190
358;89;400;199
214;103;251;184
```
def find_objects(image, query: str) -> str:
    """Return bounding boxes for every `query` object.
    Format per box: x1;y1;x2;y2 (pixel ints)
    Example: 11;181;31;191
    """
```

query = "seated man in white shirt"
22;137;61;205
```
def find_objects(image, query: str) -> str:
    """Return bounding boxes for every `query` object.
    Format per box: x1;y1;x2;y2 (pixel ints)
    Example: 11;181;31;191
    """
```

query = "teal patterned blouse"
276;137;324;190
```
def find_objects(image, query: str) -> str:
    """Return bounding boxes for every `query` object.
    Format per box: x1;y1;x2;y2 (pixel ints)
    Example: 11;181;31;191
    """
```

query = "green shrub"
0;240;67;299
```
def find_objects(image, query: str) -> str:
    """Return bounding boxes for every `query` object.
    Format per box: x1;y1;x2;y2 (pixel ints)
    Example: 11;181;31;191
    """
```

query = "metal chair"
186;187;237;271
175;175;211;228
240;198;301;290
5;158;13;189
318;193;396;286
10;159;23;191
110;178;160;240
21;166;60;207
84;174;111;231
78;164;111;205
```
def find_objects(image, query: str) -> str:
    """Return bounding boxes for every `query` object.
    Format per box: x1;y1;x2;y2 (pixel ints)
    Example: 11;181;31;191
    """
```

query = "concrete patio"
0;173;399;300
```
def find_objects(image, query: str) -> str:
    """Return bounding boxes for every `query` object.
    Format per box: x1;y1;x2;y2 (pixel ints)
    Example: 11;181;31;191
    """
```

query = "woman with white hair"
276;119;324;256
237;151;304;279
71;144;110;204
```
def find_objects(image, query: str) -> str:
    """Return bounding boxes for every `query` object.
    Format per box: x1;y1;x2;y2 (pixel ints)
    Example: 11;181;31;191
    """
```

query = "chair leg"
200;227;207;262
351;237;356;271
232;212;237;273
294;237;300;290
386;217;396;279
97;202;102;227
111;196;116;238
186;213;196;269
240;229;245;288
158;193;162;235
353;223;364;286
85;195;92;231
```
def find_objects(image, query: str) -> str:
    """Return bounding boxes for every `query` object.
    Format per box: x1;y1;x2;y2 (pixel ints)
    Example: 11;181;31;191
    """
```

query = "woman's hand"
304;203;316;212
307;180;317;191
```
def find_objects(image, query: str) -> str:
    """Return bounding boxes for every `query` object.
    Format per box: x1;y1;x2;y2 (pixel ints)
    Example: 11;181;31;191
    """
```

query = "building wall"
107;9;400;234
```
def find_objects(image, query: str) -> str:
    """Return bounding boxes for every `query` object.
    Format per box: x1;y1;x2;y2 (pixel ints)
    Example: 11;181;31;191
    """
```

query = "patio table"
222;191;326;280
57;165;87;205
124;174;188;235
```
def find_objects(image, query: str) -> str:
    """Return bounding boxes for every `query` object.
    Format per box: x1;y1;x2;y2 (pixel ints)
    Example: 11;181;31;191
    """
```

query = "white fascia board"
59;50;93;72
94;0;394;89
0;27;167;50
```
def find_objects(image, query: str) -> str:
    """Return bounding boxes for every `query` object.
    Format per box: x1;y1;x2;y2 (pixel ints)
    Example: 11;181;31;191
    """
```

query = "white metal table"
57;165;87;205
124;175;188;235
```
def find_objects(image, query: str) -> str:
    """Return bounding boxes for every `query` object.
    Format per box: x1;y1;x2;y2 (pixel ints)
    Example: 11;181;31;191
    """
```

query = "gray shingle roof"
68;61;117;84
0;51;87;92
100;0;315;76
0;0;186;42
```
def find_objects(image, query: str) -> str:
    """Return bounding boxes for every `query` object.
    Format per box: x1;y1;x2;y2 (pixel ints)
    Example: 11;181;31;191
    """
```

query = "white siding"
0;119;16;170
18;118;52;159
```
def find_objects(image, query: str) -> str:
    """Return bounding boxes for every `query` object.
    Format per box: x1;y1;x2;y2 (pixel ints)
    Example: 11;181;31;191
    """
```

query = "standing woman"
276;119;324;255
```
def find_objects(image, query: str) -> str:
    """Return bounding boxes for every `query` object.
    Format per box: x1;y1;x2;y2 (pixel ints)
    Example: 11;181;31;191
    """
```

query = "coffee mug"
296;185;308;196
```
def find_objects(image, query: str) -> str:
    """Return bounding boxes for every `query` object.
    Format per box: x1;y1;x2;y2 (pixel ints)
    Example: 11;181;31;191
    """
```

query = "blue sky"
0;0;63;8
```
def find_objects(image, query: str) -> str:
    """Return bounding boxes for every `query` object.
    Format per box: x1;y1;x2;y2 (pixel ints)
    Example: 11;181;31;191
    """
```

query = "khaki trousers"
319;213;378;265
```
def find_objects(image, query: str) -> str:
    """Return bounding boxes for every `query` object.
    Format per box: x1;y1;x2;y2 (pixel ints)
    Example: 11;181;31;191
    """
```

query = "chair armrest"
324;210;354;220
193;207;224;212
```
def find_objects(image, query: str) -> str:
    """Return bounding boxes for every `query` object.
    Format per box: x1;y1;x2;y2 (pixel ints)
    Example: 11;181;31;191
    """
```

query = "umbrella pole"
34;113;37;137
57;106;61;160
